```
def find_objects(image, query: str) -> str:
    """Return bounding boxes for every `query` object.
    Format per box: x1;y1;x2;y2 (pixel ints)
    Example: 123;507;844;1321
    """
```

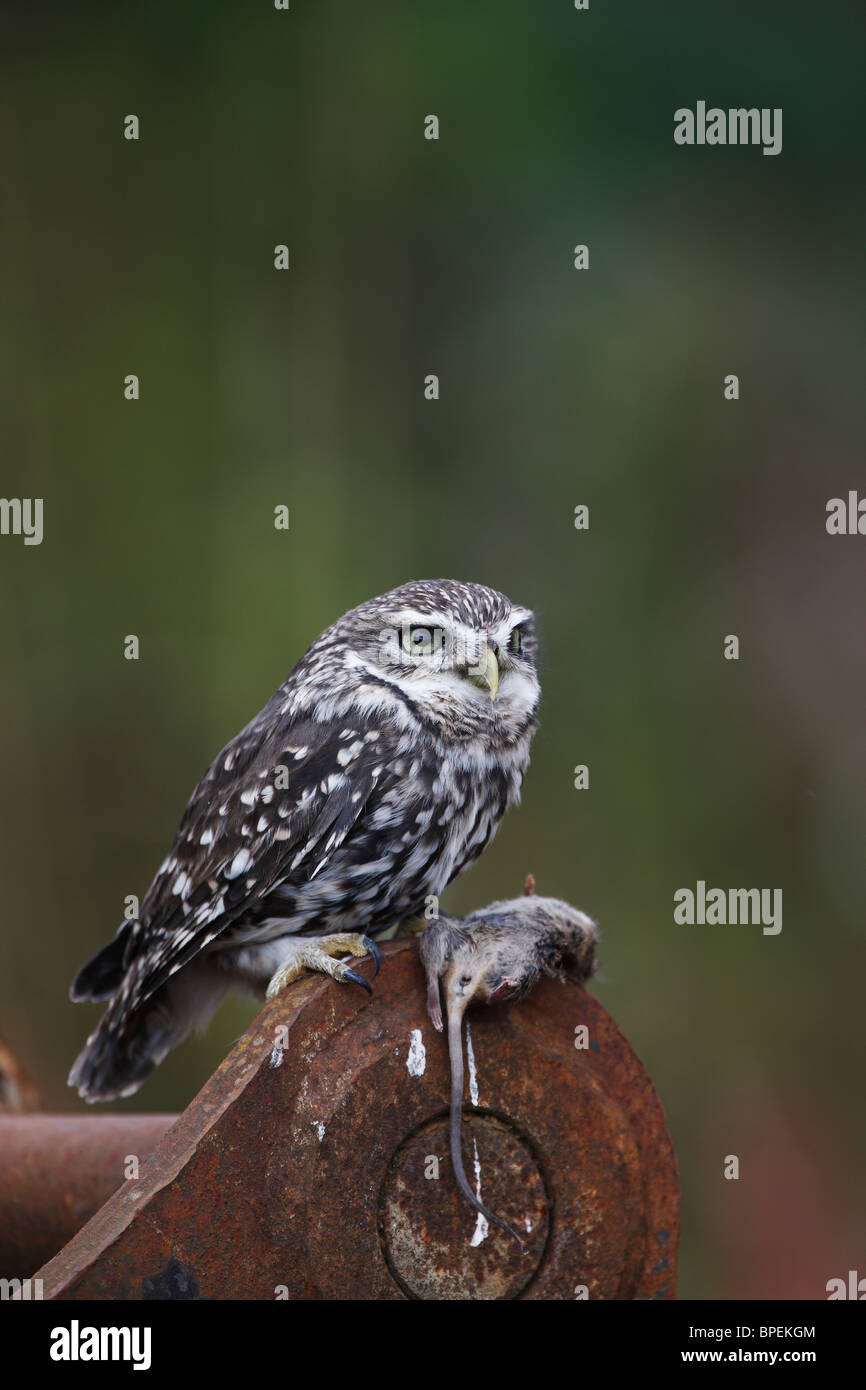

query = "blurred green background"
1;0;864;1299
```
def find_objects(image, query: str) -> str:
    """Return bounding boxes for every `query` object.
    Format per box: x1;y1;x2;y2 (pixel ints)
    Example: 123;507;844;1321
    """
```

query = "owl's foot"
265;933;381;1000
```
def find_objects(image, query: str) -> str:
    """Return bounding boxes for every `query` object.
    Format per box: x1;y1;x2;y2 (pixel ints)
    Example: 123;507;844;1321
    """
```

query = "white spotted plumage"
68;579;539;1100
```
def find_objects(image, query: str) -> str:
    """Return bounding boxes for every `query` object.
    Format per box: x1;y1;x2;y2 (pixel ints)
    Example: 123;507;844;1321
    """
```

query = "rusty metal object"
382;1114;550;1298
0;1115;173;1278
31;940;677;1299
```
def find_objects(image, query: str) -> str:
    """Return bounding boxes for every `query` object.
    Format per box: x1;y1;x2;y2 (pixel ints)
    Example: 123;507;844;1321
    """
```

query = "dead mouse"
419;894;598;1250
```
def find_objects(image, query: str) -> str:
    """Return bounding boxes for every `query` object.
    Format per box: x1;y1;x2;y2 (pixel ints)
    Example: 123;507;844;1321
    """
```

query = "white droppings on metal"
406;1028;426;1077
466;1022;479;1106
469;1138;489;1247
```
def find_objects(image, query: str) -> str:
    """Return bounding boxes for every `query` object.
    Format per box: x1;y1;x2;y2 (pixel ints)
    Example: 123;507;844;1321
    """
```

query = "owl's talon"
361;936;381;978
342;967;373;994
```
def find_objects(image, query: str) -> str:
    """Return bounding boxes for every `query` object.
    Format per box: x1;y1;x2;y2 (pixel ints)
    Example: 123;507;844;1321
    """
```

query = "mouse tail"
447;1007;525;1253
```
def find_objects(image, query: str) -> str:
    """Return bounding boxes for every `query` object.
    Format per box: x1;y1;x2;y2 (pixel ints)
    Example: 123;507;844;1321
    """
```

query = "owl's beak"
467;648;499;700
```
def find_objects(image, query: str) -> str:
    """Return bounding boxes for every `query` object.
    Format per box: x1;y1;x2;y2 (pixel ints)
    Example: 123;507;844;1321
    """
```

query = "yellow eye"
401;625;441;657
508;625;524;655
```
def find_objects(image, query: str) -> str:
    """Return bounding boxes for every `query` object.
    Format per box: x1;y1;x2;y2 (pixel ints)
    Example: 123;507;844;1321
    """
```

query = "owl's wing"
118;705;398;1009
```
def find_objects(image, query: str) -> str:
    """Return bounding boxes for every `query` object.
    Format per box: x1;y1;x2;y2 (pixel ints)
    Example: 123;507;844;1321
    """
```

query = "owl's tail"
70;920;137;1002
69;956;230;1102
68;994;172;1102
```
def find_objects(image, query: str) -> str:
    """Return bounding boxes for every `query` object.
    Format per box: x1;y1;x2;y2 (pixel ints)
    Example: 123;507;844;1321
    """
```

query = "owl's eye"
508;625;524;656
401;625;442;657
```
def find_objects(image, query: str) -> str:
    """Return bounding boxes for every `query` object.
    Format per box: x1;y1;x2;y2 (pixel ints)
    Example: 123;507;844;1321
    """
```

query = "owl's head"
320;578;539;740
